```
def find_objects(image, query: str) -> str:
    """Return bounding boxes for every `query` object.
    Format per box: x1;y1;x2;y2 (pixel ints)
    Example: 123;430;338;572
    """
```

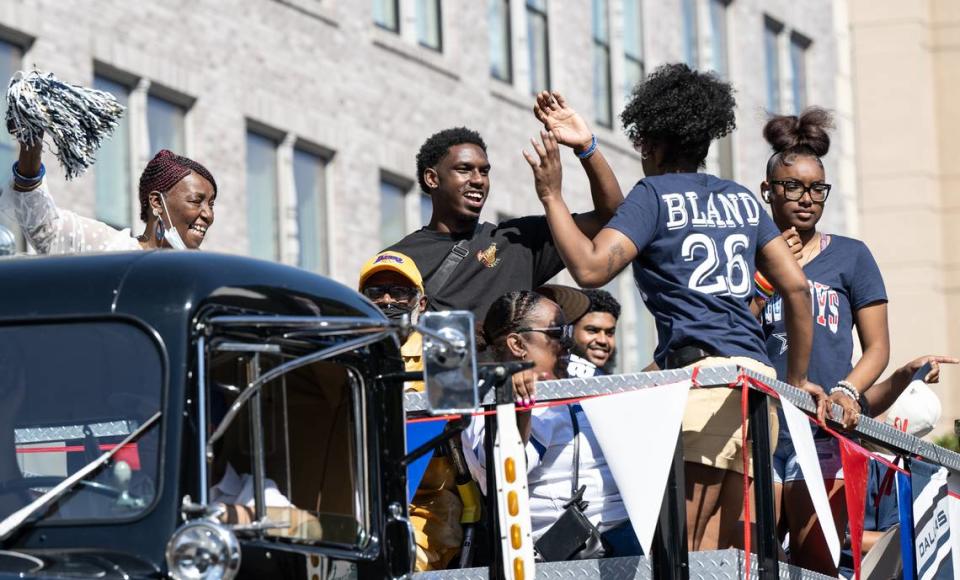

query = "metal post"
651;434;689;580
247;354;267;528
748;388;778;579
484;411;501;580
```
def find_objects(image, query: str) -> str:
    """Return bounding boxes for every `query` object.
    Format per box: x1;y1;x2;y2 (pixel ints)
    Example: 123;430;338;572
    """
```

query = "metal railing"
404;364;960;579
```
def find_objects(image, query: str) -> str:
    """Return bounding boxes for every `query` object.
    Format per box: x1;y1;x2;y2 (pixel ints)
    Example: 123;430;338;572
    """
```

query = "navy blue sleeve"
851;241;887;310
604;181;660;254
756;206;780;249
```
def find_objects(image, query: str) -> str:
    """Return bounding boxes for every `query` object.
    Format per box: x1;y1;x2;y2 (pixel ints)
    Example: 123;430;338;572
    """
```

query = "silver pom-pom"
6;70;125;180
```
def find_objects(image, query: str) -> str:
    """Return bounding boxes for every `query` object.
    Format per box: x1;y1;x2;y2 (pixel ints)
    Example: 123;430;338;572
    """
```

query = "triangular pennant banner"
581;380;691;555
780;397;841;564
406;421;447;501
838;436;869;580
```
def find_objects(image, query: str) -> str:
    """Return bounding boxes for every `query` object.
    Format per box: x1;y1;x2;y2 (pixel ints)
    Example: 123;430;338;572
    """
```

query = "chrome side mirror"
418;311;479;414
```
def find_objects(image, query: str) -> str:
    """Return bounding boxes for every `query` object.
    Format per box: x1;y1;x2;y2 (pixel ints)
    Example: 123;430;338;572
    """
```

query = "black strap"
569;405;581;498
424;223;481;298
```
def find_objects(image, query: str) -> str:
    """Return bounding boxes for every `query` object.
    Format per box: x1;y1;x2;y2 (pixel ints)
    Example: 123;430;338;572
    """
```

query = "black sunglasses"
515;324;573;342
361;284;420;303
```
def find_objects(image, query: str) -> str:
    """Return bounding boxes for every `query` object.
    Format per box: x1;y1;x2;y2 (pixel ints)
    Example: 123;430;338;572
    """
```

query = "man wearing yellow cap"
358;251;464;570
358;251;429;386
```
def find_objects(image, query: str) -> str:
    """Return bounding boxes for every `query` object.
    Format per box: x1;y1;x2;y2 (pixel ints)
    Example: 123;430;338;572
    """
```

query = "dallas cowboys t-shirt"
761;235;887;393
606;173;780;368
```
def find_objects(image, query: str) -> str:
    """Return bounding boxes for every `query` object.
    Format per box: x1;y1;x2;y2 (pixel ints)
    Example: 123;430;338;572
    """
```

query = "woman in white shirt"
6;140;217;254
467;288;641;559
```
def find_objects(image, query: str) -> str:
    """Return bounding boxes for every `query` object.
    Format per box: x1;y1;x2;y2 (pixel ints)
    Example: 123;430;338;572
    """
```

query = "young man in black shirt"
387;92;624;320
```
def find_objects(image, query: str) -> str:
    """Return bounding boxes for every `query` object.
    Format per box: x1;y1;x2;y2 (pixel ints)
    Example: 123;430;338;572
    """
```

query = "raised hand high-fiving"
533;91;594;154
522;131;563;204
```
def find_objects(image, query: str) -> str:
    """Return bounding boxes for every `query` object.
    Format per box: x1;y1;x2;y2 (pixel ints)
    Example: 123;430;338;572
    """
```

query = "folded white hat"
883;379;942;438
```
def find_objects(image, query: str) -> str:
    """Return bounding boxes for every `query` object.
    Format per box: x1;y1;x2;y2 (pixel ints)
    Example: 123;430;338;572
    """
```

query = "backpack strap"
424;223;481;297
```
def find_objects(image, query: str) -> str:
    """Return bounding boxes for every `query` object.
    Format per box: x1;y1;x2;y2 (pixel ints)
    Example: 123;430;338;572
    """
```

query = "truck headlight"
165;520;240;580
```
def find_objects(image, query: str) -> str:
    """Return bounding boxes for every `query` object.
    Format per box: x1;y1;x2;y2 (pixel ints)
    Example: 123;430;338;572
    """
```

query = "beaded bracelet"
576;134;598;160
833;380;860;402
12;161;45;189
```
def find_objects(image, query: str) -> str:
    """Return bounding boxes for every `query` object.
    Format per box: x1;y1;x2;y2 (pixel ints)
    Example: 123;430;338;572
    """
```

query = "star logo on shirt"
773;333;788;355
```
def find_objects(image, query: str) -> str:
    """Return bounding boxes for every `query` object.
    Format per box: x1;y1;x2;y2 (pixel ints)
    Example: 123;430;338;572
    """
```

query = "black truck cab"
0;251;417;579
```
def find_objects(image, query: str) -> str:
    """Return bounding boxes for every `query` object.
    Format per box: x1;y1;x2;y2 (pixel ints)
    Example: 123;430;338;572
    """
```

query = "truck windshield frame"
0;316;166;528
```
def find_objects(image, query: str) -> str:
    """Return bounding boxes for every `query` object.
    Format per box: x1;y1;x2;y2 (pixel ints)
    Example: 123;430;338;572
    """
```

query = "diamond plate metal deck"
14;420;135;444
411;549;834;579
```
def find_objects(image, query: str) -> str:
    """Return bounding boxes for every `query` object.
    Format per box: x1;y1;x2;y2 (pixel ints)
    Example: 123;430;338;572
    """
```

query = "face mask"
380;302;416;321
158;193;187;250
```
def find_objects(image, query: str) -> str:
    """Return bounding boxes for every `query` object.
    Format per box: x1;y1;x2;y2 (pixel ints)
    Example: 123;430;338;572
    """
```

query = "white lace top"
2;180;142;254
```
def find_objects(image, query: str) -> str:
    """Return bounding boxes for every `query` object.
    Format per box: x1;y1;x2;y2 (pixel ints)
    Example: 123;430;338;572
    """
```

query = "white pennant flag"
581;380;691;555
779;396;841;565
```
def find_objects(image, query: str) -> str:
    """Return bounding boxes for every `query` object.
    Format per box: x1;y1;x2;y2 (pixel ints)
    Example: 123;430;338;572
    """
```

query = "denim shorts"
772;428;844;483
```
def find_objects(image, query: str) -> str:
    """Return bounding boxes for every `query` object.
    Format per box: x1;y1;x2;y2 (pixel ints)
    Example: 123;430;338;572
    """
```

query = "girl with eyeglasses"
757;107;890;576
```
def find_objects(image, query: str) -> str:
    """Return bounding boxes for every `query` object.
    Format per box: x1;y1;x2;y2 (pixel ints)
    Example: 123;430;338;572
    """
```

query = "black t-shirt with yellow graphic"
386;216;565;321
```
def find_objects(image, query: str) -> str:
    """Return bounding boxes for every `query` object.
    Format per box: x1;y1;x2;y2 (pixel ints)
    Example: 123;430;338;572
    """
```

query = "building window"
592;0;612;127
146;94;186;155
790;32;811;113
764;16;783;113
707;0;729;77
93;76;133;230
380;178;408;247
373;0;400;32
245;131;280;261
0;40;24;249
416;0;442;51
622;0;645;101
526;0;550;95
489;0;512;82
293;147;329;274
681;0;698;68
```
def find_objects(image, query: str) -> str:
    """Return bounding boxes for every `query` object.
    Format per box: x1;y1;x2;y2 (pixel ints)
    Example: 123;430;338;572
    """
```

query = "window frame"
415;0;443;52
0;315;168;528
244;126;284;262
373;0;401;33
525;0;551;96
763;15;785;113
489;0;513;83
592;0;613;128
789;31;811;114
292;143;332;275
201;348;374;553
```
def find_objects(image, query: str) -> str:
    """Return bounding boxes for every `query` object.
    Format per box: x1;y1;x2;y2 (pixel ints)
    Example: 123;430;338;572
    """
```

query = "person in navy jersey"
522;63;823;552
757;107;890;576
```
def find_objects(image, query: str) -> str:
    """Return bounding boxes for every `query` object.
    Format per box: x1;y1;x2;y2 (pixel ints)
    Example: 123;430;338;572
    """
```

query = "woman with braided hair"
7;140;217;254
464;288;643;559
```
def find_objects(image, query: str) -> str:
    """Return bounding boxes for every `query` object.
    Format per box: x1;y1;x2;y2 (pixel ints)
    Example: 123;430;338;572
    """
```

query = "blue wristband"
576;134;598;160
13;161;45;188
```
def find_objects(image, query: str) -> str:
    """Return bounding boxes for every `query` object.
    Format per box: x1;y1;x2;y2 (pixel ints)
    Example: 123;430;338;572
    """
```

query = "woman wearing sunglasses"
757;108;889;576
464;287;642;560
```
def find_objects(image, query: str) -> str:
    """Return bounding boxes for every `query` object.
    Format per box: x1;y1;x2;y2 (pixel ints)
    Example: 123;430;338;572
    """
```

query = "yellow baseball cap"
358;251;425;295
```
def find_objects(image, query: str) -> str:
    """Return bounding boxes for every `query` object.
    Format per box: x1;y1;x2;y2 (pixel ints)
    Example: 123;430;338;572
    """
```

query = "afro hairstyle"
415;127;488;193
620;63;736;168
